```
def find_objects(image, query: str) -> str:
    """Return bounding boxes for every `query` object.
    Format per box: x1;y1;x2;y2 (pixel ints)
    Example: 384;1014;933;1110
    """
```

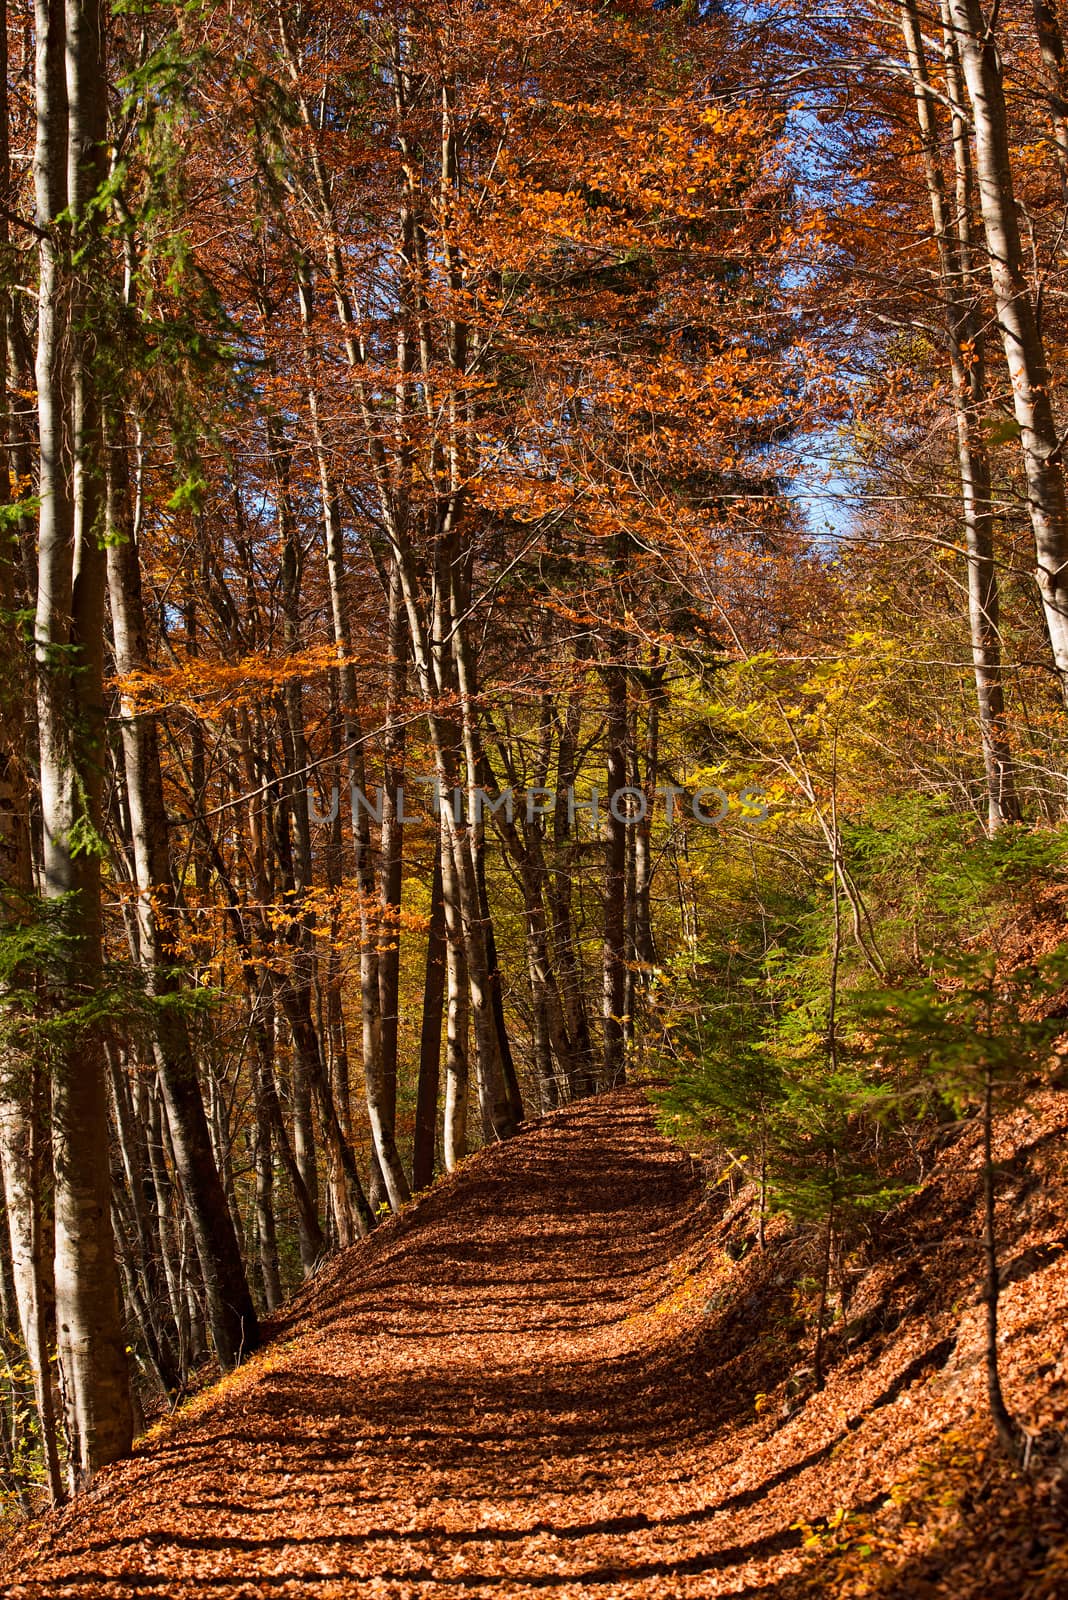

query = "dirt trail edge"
4;1091;814;1599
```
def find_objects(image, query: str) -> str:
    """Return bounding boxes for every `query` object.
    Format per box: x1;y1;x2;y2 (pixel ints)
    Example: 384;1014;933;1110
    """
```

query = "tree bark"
981;1064;1020;1455
633;661;663;991
550;671;595;1098
0;1073;65;1503
902;0;1019;831
602;653;628;1090
441;805;470;1170
298;270;410;1212
1030;0;1068;188
378;565;408;1176
946;0;1068;703
105;1047;183;1394
0;0;64;1493
106;421;259;1371
251;1003;282;1311
413;844;446;1191
34;0;132;1488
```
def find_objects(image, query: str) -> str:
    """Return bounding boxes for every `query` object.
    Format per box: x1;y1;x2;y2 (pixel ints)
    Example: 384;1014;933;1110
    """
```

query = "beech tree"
31;0;132;1488
3;0;1068;1507
944;0;1068;704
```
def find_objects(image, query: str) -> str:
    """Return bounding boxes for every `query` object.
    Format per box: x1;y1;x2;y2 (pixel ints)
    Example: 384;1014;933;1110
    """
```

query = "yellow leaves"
139;1339;299;1447
791;1506;876;1561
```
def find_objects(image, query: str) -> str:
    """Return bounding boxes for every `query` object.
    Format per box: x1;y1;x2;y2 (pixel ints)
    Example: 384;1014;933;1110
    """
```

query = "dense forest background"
2;0;1068;1513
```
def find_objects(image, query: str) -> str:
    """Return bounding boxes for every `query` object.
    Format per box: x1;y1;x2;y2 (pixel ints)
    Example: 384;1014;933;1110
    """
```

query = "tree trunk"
551;672;595;1098
476;745;573;1105
475;835;524;1129
901;0;1019;832
0;3;64;1489
106;422;260;1371
1030;0;1068;188
378;565;407;1175
441;806;470;1171
34;0;132;1488
297;266;412;1213
633;662;663;989
602;653;628;1090
813;1197;834;1393
413;844;446;1191
946;0;1068;702
444;554;519;1141
0;1074;65;1503
273;973;375;1243
252;1008;282;1311
106;1046;183;1391
981;1065;1020;1455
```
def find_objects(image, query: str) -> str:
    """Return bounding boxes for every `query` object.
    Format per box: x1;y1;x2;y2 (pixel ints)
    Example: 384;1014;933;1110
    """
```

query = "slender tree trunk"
286;30;517;1148
551;672;595;1098
445;555;519;1140
252;1004;282;1311
0;1073;65;1503
287;1041;319;1270
262;1032;328;1265
757;1146;767;1252
106;1047;183;1392
106;423;259;1370
413;844;446;1191
0;1178;19;1340
1031;0;1068;188
108;1177;180;1400
475;836;524;1129
273;974;374;1243
602;653;628;1090
301;276;411;1213
477;746;573;1104
529;941;556;1113
981;1064;1020;1454
946;0;1068;701
441;806;470;1170
899;0;1019;831
813;1195;834;1393
238;711;321;1274
141;1080;186;1355
633;662;662;988
378;565;407;1168
623;725;638;1054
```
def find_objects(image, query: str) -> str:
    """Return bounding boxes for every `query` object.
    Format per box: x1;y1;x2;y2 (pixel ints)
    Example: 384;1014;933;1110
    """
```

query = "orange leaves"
115;646;350;715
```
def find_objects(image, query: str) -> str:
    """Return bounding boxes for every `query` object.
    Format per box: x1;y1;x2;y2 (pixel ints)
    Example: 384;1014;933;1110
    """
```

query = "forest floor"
2;1087;1067;1599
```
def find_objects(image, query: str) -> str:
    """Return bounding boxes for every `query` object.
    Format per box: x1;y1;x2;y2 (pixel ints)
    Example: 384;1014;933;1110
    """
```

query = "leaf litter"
2;1087;1066;1598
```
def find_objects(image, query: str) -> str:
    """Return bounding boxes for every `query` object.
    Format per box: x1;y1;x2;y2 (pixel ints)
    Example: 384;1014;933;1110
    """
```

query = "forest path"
5;1091;795;1599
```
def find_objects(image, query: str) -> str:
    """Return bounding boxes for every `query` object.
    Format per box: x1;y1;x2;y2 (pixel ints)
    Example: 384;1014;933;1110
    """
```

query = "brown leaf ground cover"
2;1089;1067;1599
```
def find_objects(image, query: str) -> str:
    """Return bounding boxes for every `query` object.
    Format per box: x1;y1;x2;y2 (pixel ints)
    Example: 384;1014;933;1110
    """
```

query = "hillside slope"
3;1089;1067;1599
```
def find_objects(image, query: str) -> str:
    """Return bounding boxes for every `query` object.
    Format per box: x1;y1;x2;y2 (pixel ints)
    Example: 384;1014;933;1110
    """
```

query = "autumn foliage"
0;1;1066;1593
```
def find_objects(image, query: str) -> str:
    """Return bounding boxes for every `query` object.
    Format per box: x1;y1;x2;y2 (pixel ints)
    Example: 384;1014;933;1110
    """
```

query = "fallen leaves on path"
2;1090;1066;1598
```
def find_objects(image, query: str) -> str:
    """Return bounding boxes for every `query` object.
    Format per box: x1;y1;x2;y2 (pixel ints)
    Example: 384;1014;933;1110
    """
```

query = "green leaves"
855;946;1068;1118
67;814;109;862
983;414;1023;447
165;473;209;515
0;895;220;1065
